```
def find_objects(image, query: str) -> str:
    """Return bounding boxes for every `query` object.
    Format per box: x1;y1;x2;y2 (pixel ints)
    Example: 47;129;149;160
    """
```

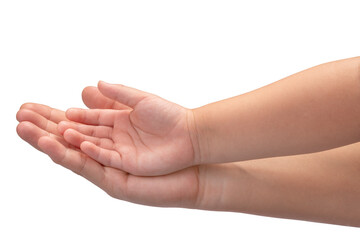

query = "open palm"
60;81;199;176
16;101;200;208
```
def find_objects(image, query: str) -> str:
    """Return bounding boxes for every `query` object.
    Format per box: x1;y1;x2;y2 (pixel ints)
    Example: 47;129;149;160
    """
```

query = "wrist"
186;108;208;166
188;106;212;165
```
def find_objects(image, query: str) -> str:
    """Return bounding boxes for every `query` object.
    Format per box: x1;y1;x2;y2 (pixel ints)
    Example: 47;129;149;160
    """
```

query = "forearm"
193;57;360;164
197;142;360;227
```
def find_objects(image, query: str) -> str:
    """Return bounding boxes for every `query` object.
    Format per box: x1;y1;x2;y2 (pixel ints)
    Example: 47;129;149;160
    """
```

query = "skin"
59;57;360;176
16;103;199;208
16;56;360;226
194;56;360;164
16;101;360;227
60;81;197;176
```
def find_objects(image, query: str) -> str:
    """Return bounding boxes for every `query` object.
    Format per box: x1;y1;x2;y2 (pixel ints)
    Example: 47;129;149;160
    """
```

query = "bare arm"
198;142;360;227
194;56;360;164
53;57;360;176
16;103;360;227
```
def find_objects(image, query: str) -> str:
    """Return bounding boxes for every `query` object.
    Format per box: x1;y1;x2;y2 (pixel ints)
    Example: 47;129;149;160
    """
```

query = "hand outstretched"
59;81;200;176
16;103;202;208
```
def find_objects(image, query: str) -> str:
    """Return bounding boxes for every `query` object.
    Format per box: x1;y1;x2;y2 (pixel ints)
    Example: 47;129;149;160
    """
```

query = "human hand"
17;103;360;227
16;103;201;207
59;81;200;176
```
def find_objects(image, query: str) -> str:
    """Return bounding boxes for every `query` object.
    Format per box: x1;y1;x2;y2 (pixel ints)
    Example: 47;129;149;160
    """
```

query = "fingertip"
16;122;22;135
63;128;80;144
16;108;30;122
20;102;33;110
97;81;124;102
16;121;26;136
84;139;99;150
80;140;92;149
57;121;67;134
16;121;26;132
80;140;93;154
65;108;78;120
62;127;72;138
97;80;107;87
16;121;33;136
98;80;118;91
97;81;107;92
16;109;23;122
82;86;96;100
65;108;74;115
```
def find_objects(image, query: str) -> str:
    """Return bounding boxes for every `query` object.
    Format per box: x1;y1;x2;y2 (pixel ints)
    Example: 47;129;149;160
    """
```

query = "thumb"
97;81;151;108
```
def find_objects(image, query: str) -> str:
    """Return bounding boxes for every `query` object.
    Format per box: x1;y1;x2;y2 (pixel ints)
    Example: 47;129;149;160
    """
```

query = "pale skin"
16;56;360;227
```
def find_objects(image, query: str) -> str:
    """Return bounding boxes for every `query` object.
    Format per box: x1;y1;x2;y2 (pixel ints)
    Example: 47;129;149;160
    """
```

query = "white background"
1;0;360;239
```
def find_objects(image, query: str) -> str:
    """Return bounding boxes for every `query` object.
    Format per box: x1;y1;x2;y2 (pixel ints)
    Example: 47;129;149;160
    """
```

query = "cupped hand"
59;81;200;176
16;103;201;208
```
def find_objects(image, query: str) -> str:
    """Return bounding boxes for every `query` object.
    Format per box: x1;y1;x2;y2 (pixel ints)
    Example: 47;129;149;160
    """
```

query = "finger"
20;103;66;124
16;109;60;136
17;121;67;151
98;81;151;108
38;136;107;188
82;86;131;110
66;108;118;126
58;121;113;138
63;128;114;149
80;141;122;170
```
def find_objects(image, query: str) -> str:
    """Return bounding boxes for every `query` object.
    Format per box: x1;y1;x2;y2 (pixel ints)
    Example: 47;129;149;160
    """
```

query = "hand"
16;103;201;208
59;81;200;176
17;103;360;226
